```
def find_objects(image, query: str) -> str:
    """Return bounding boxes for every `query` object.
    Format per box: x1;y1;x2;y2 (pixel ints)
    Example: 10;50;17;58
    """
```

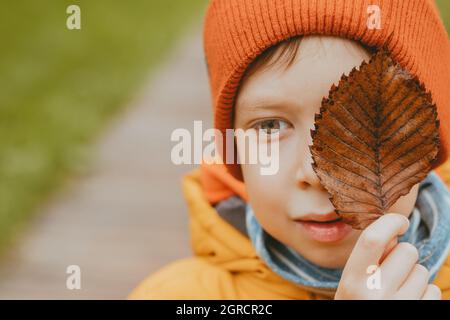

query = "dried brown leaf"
310;47;440;230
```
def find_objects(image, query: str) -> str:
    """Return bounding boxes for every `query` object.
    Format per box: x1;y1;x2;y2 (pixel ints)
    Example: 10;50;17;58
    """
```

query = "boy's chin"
290;231;360;269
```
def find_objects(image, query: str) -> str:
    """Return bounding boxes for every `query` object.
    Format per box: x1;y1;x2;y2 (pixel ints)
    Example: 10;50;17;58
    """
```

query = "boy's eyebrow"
237;97;302;113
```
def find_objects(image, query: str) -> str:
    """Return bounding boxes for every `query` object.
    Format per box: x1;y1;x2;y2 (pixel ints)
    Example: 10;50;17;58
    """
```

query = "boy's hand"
335;213;442;300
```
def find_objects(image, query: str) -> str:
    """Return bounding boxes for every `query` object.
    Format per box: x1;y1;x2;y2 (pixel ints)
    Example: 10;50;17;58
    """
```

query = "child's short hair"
243;36;303;80
242;36;377;81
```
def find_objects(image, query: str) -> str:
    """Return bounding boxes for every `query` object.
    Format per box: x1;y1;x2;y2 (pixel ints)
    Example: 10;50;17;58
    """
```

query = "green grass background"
0;0;206;254
437;0;450;32
0;1;448;256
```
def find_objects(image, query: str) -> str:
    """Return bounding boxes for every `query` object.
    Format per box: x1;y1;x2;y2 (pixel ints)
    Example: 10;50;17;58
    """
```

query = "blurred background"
0;0;448;299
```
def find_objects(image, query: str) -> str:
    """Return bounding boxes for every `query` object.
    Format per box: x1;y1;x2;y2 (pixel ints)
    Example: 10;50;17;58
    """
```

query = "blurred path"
0;25;212;299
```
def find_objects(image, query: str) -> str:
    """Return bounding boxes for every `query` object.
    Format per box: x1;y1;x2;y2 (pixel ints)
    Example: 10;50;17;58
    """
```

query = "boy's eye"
253;119;291;135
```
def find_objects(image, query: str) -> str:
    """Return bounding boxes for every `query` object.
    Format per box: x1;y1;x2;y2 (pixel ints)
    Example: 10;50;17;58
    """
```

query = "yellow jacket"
129;169;450;300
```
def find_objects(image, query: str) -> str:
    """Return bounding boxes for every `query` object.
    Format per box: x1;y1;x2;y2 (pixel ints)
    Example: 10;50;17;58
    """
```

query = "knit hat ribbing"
203;0;450;178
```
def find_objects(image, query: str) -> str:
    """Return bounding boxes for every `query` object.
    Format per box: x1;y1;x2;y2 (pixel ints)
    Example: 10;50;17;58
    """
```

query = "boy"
130;0;450;299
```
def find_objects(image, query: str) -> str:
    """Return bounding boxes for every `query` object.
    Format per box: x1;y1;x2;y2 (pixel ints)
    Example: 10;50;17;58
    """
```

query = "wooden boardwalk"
0;27;212;299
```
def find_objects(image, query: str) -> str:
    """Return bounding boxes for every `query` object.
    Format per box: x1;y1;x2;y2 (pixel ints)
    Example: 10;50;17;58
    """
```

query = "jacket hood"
183;168;272;272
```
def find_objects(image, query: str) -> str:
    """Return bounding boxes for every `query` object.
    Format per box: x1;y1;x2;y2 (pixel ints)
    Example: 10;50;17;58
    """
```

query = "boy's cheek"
387;184;419;218
241;165;290;215
245;175;285;208
241;162;292;203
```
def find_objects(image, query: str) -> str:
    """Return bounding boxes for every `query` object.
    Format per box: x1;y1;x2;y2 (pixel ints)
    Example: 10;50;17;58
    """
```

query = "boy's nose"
296;169;323;189
296;153;323;190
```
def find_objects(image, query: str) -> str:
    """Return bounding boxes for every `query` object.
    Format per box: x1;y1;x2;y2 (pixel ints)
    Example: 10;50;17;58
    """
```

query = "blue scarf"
245;172;450;291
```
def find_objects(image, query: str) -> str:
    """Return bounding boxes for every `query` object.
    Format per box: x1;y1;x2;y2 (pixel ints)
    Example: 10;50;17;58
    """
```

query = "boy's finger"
345;213;409;274
394;264;429;299
422;284;442;300
379;242;420;292
379;238;397;264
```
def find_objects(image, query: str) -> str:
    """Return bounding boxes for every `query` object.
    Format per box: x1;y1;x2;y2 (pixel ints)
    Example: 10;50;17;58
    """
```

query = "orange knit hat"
203;0;450;180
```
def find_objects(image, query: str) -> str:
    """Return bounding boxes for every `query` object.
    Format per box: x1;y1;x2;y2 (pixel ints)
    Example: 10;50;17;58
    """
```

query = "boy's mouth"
293;212;352;243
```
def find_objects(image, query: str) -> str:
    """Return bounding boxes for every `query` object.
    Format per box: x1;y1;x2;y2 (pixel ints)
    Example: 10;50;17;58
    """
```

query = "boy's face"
234;36;419;268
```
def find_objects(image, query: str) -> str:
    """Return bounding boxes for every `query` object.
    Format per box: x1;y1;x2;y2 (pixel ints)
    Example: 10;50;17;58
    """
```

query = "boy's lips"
293;211;341;222
293;212;353;243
